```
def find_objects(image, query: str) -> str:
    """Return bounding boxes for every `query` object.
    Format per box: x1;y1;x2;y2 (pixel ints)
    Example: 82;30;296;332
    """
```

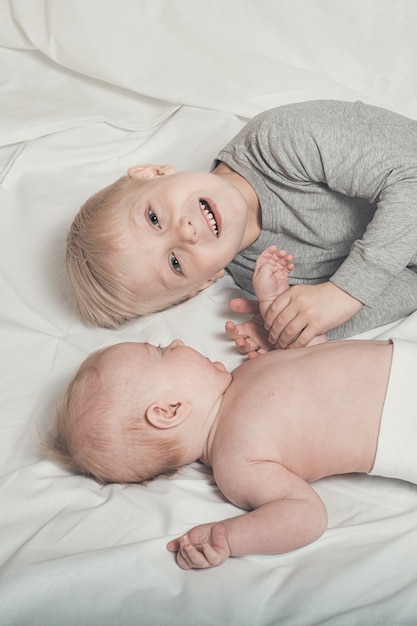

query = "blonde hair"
67;176;155;329
67;175;201;328
47;350;184;484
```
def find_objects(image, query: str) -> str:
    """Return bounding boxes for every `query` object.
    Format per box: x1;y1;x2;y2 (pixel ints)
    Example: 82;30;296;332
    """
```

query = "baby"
50;248;417;569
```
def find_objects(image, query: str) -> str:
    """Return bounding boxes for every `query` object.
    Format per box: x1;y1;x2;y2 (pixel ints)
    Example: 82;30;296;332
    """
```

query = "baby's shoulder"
212;454;257;510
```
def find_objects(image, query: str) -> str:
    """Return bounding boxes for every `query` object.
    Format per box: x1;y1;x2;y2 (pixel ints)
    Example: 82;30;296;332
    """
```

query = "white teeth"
199;200;218;236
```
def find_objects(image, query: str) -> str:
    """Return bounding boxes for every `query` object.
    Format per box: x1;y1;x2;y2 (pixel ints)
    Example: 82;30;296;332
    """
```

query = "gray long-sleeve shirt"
214;100;417;339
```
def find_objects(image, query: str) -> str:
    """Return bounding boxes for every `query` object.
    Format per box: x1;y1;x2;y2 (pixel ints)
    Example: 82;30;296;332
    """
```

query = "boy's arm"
229;268;417;349
227;283;358;351
270;103;417;306
260;281;360;349
268;105;417;343
227;245;333;352
167;464;327;569
226;102;417;349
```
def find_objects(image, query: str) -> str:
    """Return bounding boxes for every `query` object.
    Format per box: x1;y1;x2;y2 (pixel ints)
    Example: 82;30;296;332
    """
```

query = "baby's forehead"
94;342;152;403
99;341;148;370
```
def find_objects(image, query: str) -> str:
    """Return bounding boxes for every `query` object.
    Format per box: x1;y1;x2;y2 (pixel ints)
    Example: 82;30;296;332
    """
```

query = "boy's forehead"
131;170;211;195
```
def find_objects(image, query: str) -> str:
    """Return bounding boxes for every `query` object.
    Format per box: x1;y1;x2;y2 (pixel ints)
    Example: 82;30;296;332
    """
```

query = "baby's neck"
198;394;227;469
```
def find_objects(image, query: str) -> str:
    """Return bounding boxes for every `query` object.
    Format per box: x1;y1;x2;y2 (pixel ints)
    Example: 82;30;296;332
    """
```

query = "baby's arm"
253;245;293;316
225;246;293;358
167;464;327;569
226;246;327;355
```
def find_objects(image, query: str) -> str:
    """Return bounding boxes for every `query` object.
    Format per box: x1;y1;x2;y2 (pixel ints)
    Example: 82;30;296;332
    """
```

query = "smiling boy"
67;100;417;348
115;163;261;313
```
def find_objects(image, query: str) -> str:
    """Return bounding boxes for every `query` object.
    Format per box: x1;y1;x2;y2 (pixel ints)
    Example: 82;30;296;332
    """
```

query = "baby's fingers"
166;538;181;553
229;297;259;316
225;321;260;354
200;542;228;567
225;320;239;340
180;540;227;569
248;348;266;359
176;536;214;570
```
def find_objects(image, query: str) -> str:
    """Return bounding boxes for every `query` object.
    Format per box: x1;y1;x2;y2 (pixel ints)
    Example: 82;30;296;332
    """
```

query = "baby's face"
116;170;248;311
99;340;232;419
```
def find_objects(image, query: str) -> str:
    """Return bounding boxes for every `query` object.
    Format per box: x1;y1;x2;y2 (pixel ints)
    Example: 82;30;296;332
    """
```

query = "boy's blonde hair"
47;350;184;484
67;176;141;329
67;175;198;328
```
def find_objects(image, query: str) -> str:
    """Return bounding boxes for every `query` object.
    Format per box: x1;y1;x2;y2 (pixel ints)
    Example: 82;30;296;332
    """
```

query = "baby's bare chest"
212;372;366;481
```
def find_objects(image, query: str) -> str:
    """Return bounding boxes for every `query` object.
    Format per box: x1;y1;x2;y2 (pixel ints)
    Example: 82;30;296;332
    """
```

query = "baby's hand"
226;245;295;358
253;245;294;304
167;522;231;569
225;311;274;358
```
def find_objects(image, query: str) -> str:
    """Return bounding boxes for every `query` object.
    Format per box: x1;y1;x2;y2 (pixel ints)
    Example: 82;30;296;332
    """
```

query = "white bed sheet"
1;1;417;624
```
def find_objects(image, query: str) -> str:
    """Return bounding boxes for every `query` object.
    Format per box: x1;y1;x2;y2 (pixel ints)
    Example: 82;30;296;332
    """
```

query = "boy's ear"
127;164;176;180
145;400;191;430
194;269;226;294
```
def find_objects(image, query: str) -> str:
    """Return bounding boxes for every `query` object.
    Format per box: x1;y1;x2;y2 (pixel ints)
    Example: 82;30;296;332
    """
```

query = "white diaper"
369;338;417;485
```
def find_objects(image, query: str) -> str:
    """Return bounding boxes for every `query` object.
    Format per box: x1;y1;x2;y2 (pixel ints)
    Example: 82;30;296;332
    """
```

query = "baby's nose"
167;339;184;350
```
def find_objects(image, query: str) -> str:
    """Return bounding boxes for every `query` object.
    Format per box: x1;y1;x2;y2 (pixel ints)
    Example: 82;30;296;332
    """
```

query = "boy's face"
100;340;232;421
117;168;249;311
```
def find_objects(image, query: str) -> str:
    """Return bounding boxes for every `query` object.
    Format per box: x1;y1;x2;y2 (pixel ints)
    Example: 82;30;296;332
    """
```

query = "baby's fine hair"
47;349;184;484
66;176;144;329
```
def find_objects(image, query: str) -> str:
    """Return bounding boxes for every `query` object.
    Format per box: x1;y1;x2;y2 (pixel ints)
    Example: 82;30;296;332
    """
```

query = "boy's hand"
263;282;363;349
226;300;275;358
228;282;361;351
167;522;231;569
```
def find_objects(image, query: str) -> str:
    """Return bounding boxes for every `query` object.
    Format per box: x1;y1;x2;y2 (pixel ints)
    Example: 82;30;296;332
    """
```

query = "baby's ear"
127;164;176;180
146;400;191;429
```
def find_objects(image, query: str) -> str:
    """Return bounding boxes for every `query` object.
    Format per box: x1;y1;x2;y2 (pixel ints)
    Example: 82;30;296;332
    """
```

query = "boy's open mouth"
199;199;219;237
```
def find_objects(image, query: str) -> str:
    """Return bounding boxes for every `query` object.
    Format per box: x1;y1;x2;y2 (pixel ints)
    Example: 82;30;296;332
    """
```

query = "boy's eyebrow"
129;200;145;230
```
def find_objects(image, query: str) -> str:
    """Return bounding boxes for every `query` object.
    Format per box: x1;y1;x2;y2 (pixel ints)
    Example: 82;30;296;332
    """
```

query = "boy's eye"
148;209;160;228
170;253;181;273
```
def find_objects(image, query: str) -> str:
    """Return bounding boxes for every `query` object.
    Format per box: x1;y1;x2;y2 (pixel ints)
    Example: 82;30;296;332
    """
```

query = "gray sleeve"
258;101;417;305
328;267;417;339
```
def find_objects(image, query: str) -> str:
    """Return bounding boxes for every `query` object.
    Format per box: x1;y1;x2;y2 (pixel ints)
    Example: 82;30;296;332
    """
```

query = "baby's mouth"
199;199;219;237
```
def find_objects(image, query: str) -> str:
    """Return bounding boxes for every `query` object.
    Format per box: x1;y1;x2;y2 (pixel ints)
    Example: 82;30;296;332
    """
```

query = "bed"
1;1;417;624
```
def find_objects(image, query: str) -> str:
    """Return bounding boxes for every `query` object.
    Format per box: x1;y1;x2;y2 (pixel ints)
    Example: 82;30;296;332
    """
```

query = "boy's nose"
177;216;198;243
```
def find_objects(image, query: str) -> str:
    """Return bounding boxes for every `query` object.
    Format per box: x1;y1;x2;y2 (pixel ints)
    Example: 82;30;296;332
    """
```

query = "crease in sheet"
0;142;26;185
